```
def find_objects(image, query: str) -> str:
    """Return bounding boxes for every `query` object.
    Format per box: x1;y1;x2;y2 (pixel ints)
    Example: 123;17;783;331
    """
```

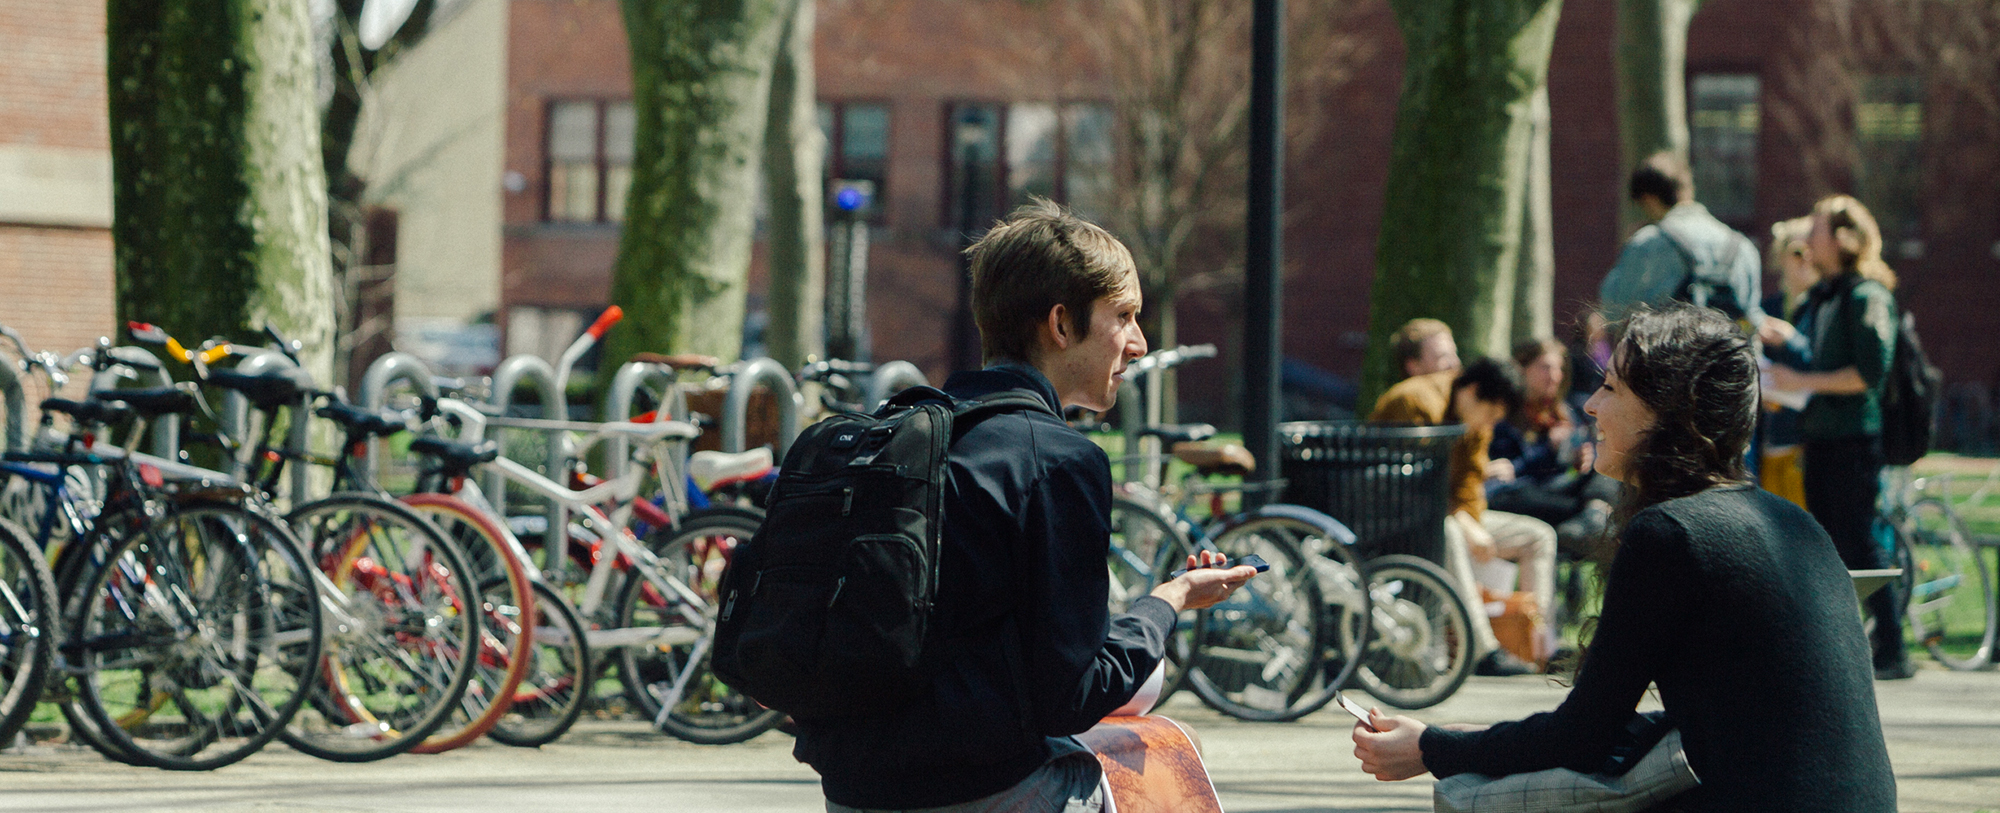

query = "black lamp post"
1243;0;1285;506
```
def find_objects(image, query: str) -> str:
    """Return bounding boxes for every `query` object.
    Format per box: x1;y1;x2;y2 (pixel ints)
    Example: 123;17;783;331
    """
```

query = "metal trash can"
1277;421;1467;565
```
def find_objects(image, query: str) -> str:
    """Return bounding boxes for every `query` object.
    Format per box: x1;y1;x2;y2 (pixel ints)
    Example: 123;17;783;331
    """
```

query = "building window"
545;99;633;223
945;101;1114;234
1688;73;1759;226
1856;75;1924;258
818;101;890;222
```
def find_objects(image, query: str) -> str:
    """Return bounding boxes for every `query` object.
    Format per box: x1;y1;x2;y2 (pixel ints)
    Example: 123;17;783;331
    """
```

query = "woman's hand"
1767;364;1808;393
1353;708;1430;781
1757;317;1797;347
1149;550;1257;612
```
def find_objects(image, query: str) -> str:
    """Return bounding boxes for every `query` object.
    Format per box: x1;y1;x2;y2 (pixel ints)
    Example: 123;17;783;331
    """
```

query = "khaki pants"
1443;510;1559;658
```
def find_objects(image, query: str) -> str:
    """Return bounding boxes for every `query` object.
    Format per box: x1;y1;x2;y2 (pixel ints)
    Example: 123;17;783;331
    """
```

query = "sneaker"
1475;650;1538;677
1874;661;1917;681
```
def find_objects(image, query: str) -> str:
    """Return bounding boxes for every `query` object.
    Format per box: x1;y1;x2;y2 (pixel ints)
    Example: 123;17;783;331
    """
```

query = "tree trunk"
760;0;825;370
1363;0;1563;403
1615;0;1700;233
606;0;789;377
108;0;335;384
1513;82;1555;345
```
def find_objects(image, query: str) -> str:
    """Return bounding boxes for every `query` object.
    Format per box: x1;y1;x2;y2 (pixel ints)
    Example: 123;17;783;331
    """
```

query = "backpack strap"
1655;220;1743;313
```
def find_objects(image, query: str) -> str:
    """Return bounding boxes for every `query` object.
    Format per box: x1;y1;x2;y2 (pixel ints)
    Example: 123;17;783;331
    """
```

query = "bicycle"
1881;467;1995;670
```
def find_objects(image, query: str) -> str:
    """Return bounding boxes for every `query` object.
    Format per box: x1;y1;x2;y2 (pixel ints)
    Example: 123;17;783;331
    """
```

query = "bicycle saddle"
40;396;132;425
206;366;316;410
1172;441;1256;476
92;387;200;418
1140;423;1218;446
317;400;406;439
689;448;774;490
408;435;500;476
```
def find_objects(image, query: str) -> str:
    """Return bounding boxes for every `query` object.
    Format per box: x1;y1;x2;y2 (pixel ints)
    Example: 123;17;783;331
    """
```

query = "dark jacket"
793;364;1176;809
1767;273;1897;440
1420;486;1896;812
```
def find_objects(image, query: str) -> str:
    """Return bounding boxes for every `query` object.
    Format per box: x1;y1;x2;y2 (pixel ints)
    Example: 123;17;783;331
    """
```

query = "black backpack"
1880;307;1943;466
708;386;1053;719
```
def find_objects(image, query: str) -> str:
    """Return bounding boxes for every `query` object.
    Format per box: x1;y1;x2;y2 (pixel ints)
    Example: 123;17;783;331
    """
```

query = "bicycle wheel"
47;508;147;765
1901;498;1995;671
1107;496;1198;702
1216;511;1373;721
1352;554;1474;710
278;495;479;762
0;517;56;747
486;580;591;747
1183;527;1325;722
615;509;782;744
398;493;537;753
72;500;323;770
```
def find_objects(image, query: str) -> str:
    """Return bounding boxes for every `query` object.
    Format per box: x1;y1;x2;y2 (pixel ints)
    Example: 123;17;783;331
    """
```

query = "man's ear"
1042;303;1072;351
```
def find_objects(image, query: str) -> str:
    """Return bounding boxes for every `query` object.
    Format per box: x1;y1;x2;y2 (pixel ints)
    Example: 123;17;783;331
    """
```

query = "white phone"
1336;691;1377;731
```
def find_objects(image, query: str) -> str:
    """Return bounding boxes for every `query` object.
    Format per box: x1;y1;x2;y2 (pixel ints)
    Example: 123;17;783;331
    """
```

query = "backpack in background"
1657;220;1756;324
1881;308;1943;466
708;386;1052;719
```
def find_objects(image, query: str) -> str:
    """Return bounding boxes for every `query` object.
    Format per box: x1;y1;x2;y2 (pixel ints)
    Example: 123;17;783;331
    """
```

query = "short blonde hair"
966;198;1139;363
1767;215;1811;271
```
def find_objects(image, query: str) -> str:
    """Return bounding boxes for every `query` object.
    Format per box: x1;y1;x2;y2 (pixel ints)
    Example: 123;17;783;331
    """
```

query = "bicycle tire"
1183;526;1326;722
1210;510;1373;722
398;493;537;753
71;500;323;770
277;495;479;762
615;509;783;744
484;579;591;747
0;517;56;747
1351;554;1475;710
1900;498;1995;671
1107;495;1198;703
46;506;146;765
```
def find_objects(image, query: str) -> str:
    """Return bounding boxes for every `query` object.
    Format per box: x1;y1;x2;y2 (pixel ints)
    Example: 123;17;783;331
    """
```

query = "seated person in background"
1390;317;1462;381
1371;355;1558;676
1488;338;1623;557
1353;303;1896;813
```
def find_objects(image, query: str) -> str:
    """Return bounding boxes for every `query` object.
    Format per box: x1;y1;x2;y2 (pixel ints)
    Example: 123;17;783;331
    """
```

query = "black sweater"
1422;485;1896;812
793;365;1176;809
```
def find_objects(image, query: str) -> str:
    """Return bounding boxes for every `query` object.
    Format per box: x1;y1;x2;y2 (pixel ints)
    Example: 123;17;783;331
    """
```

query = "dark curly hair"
1560;303;1758;679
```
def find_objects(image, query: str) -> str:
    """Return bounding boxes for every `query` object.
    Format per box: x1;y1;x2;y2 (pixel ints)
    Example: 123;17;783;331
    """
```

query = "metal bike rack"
357;351;441;486
0;355;21;453
863;360;930;412
214;347;318;505
91;346;182;462
720;357;802;457
603;359;684;480
487;353;568;533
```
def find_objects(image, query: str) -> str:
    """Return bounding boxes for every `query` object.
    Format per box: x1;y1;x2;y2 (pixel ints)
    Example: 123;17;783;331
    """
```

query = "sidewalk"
3;666;1996;812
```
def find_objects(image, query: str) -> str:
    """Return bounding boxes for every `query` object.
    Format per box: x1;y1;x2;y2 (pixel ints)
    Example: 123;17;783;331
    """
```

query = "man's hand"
1352;707;1430;781
1150;550;1257;612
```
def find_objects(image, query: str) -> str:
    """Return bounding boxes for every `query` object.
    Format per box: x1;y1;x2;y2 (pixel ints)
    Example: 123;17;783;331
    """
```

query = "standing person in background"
1759;195;1911;680
1599;152;1764;328
1372;356;1558;675
1353;304;1897;813
1757;216;1817;509
1488;338;1623;558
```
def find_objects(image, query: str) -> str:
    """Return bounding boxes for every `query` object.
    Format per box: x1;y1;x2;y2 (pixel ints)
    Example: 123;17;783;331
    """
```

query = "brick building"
0;1;116;395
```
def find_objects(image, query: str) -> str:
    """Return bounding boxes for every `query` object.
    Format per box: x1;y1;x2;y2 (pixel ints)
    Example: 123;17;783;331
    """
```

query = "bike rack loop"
0;356;21;453
220;347;314;505
486;353;566;530
721;357;802;457
91;346;182;462
357;352;441;495
602;360;684;481
863;360;930;412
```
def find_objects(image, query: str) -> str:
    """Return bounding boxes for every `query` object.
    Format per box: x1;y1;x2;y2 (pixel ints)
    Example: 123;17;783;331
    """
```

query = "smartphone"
1168;553;1270;579
1336;691;1377;731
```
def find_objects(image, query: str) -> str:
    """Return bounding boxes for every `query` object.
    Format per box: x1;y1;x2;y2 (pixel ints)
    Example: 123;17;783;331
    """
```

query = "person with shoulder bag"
1352;304;1897;813
1757;195;1915;680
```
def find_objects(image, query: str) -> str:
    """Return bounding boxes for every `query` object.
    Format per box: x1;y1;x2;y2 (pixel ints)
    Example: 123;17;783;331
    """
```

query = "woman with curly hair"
1351;303;1896;812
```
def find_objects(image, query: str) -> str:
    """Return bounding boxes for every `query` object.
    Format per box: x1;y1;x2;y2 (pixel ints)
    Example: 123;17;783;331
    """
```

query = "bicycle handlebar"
1127;344;1217;376
585;305;624;340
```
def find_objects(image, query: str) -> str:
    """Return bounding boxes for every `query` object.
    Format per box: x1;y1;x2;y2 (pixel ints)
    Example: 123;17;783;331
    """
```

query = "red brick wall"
0;0;114;372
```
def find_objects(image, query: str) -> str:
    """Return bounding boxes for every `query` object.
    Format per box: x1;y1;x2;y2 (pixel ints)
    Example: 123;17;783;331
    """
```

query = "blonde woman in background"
1757;216;1815;508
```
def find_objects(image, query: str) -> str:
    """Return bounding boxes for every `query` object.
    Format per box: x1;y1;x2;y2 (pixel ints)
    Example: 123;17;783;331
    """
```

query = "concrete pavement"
3;664;1996;812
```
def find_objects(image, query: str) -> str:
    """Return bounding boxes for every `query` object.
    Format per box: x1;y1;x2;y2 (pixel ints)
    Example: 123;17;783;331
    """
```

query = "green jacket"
1772;274;1896;439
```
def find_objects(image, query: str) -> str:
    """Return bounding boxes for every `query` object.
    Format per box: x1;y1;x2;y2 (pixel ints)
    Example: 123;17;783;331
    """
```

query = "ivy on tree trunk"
1363;0;1563;402
607;0;794;376
108;0;335;383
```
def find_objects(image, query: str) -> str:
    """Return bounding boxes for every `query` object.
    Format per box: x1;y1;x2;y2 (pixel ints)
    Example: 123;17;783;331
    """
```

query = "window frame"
940;99;1114;233
541;97;630;224
820;99;894;225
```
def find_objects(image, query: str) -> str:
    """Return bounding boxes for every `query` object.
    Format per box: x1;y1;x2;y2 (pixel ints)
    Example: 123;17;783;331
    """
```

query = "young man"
1390;317;1461;381
1371;356;1558;676
1599;151;1763;326
794;200;1257;811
